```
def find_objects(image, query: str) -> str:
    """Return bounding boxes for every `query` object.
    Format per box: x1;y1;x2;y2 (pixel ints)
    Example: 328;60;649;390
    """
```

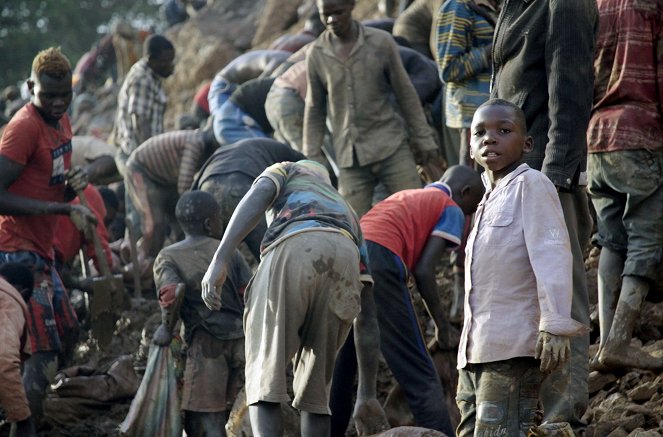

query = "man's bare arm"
353;283;389;435
0;156;73;216
202;177;277;309
413;236;454;349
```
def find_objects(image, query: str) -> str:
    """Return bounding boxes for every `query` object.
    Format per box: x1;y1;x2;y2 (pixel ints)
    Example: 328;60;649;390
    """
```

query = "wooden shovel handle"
77;189;113;279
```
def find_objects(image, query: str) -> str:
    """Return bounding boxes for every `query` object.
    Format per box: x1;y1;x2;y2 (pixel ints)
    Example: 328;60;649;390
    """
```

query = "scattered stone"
607;428;629;437
376;426;448;437
589;371;618;394
629;428;663;437
628;383;659;403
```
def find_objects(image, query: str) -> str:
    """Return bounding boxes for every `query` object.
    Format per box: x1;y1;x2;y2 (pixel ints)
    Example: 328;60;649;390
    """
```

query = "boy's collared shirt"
153;237;251;344
304;22;436;169
458;163;588;369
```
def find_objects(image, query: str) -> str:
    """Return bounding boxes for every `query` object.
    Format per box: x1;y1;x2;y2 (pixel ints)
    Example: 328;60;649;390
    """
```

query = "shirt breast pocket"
480;208;516;246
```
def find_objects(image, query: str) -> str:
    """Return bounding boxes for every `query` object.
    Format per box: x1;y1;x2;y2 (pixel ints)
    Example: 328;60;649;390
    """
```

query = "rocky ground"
9;249;660;436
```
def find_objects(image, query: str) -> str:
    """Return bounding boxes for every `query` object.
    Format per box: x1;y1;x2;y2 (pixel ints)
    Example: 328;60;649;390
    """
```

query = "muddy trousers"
540;189;592;425
329;242;454;436
456;358;542;436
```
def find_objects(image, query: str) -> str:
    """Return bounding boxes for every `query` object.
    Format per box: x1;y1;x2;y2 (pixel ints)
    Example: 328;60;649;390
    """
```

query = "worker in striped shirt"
124;124;219;258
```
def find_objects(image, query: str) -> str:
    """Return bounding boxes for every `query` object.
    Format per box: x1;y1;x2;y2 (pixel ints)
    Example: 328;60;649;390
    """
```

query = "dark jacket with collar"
490;0;598;189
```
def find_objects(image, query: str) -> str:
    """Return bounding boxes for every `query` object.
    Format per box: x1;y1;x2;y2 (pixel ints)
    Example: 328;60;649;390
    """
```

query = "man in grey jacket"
489;0;598;428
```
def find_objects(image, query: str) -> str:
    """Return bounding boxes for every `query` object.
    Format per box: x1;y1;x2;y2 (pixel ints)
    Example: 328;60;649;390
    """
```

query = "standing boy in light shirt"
456;99;588;435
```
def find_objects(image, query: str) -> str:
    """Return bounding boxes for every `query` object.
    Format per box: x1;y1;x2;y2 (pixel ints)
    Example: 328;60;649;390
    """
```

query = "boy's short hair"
31;47;71;80
476;98;528;132
175;190;220;228
144;34;174;59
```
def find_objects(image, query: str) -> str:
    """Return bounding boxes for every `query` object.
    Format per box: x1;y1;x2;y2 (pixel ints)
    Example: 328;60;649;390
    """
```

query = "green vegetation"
0;0;162;86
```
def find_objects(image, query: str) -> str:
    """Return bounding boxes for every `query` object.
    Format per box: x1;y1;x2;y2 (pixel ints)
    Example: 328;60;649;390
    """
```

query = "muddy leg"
598;275;663;370
449;269;464;324
591;247;623;370
301;411;330;437
185;411;227;437
249;401;283;437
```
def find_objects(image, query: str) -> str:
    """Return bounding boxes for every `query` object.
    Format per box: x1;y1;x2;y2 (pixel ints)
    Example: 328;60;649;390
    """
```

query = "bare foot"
353;398;390;436
598;345;663;370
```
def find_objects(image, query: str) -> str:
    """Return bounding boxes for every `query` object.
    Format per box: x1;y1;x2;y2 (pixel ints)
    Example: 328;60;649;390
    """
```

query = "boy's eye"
499;128;511;134
473;130;484;136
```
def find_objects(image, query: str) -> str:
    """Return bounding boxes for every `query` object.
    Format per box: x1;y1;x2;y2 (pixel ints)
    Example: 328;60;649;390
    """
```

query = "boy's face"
29;72;73;124
318;0;354;38
469;105;532;181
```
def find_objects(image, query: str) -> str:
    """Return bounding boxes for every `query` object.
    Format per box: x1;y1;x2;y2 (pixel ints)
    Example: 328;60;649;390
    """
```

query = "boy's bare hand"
353;398;390;436
201;259;228;310
66;166;89;193
535;331;570;373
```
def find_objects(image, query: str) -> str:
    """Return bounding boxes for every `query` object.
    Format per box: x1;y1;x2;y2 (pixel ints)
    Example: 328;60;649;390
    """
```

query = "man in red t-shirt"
0;47;96;425
330;165;484;435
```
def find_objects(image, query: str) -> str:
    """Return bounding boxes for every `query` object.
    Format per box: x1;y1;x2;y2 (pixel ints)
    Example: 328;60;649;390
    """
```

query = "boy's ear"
522;136;534;154
203;217;212;233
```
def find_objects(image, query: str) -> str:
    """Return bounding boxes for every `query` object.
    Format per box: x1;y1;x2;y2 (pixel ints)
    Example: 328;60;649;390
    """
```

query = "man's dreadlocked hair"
31;47;71;80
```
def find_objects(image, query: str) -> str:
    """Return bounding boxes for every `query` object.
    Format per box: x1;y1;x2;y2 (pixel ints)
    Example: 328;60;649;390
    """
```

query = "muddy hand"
69;204;97;232
353;398;390;436
201;259;228;311
66;166;89;193
414;148;441;166
535;331;570;373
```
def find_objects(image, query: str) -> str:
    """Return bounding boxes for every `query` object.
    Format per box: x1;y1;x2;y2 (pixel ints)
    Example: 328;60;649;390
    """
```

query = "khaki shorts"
244;230;363;414
181;329;245;412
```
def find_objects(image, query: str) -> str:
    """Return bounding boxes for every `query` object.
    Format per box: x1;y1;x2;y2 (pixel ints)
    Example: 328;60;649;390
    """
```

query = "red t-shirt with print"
0;103;72;260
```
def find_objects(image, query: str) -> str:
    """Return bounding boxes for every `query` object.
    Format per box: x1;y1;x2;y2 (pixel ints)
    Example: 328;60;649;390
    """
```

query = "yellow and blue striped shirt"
435;0;493;128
